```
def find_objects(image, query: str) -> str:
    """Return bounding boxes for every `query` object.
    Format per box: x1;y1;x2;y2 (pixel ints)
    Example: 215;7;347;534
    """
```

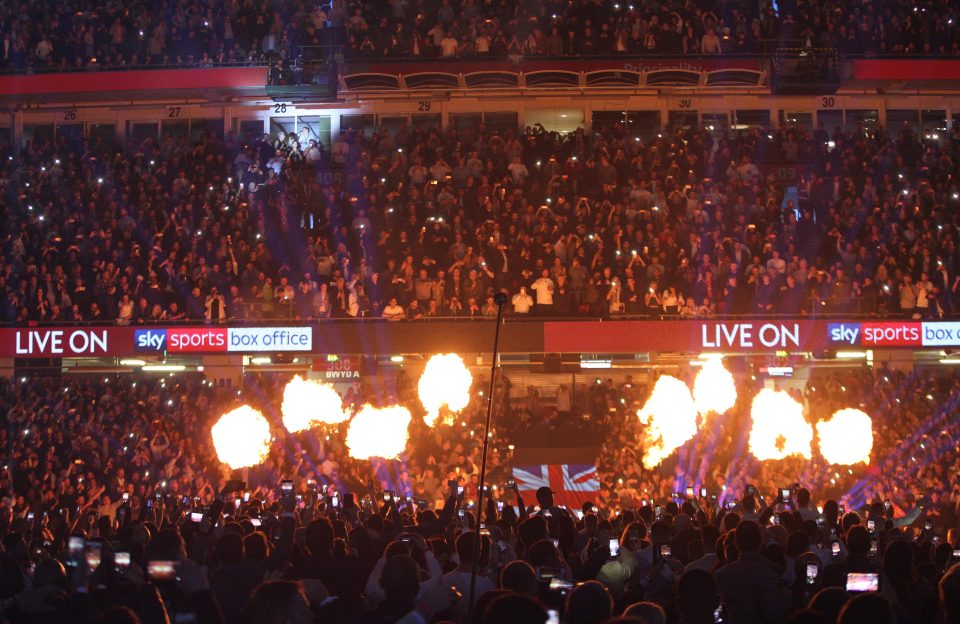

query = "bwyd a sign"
312;356;360;382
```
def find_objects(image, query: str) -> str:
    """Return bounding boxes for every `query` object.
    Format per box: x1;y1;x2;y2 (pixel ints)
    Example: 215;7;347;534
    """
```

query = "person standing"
530;269;555;316
512;287;533;314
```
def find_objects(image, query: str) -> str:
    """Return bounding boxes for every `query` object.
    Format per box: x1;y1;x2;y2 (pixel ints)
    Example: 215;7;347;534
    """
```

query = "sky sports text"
135;328;312;352
824;322;960;347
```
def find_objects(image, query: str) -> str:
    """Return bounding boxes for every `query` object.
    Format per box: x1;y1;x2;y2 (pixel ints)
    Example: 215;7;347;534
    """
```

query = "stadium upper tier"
2;0;959;74
2;114;959;325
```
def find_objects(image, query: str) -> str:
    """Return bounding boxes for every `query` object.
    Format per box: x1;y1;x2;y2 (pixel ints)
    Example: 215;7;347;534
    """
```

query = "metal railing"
2;47;958;78
339;49;960;64
3;300;949;328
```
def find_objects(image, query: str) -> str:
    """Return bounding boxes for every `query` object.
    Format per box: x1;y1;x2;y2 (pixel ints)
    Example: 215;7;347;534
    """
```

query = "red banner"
851;59;960;81
0;67;268;97
543;320;832;354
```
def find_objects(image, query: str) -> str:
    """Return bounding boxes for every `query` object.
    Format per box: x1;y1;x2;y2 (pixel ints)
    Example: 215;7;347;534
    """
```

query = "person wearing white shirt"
685;525;720;573
795;488;820;522
736;156;760;184
507;157;529;186
266;150;285;175
429;158;452;181
766;250;787;274
556;384;571;417
382;298;405;321
686;551;720;573
330;135;349;167
608;277;623;314
701;28;722;53
530;270;554;315
475;33;491;54
916;272;934;317
443;531;496;620
440;34;458;57
305;139;323;164
35;36;53;63
512;287;533;314
320;452;338;477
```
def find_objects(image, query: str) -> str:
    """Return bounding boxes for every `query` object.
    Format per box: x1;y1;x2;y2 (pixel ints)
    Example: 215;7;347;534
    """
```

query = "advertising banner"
2;319;958;358
1;325;312;358
543;320;831;354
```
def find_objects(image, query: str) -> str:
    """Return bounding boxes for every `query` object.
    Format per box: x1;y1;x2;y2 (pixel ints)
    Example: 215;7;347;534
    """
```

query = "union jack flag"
512;464;599;509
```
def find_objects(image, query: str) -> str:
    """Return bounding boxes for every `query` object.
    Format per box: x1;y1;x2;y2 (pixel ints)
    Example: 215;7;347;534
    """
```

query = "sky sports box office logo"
827;322;960;347
135;327;312;353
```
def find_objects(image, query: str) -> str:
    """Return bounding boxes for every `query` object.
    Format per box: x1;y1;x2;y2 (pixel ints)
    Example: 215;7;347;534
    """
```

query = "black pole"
468;292;508;615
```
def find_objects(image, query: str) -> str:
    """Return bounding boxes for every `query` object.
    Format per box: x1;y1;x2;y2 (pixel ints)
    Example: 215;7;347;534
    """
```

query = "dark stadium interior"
3;1;960;623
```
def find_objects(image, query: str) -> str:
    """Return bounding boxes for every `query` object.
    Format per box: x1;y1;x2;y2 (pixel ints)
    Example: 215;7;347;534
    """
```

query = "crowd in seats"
1;368;960;622
341;0;960;59
3;0;960;73
0;371;518;514
594;367;960;529
4;112;960;323
0;0;281;71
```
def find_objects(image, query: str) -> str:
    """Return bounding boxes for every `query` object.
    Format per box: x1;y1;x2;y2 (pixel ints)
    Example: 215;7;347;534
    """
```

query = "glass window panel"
190;118;224;141
845;109;878;134
161;119;189;141
129;122;158;145
340;114;375;137
779;111;813;132
412;113;441;130
921;110;946;142
269;116;296;137
23;123;54;148
296;115;331;148
56;123;84;151
667;110;698;130
483;111;518;133
591;111;628;134
236;119;265;145
818;110;843;135
88;123;116;150
734;110;772;128
626;111;661;141
526;108;584;134
701;112;729;135
379;115;409;137
886;109;919;135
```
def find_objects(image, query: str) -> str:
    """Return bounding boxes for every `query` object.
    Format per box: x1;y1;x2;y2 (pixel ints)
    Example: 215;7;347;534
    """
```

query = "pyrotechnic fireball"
693;356;737;417
281;375;348;432
748;389;812;461
636;375;699;469
211;405;271;469
418;353;472;427
817;408;873;465
346;404;411;460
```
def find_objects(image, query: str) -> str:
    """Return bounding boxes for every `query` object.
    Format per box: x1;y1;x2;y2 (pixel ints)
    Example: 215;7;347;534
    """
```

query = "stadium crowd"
2;0;960;72
594;366;960;529
1;367;960;622
4;108;960;324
